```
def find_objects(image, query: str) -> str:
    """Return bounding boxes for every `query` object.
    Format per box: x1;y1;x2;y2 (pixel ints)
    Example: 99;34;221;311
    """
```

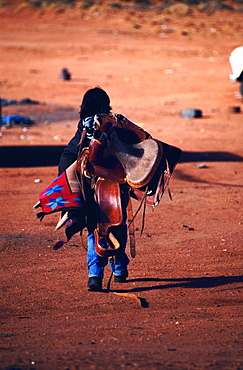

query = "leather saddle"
76;114;182;257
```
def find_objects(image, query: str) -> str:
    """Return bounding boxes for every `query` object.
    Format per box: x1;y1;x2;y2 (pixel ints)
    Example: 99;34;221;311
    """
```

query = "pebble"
181;225;194;231
180;109;203;118
197;163;208;169
229;106;241;113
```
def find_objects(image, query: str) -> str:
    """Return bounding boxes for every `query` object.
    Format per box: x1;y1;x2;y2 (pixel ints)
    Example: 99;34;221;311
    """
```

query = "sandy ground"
0;3;243;370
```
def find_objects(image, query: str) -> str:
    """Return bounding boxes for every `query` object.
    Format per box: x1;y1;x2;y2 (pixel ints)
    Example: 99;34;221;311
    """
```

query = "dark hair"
79;87;112;120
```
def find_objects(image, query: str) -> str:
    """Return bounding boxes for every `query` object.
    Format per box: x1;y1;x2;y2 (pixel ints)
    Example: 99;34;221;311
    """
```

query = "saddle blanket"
38;161;82;218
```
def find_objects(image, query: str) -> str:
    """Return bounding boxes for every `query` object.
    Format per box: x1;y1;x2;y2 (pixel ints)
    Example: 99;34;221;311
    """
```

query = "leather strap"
127;195;136;258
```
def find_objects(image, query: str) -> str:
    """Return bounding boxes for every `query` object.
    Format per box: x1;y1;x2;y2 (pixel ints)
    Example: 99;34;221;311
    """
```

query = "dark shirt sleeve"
58;129;81;175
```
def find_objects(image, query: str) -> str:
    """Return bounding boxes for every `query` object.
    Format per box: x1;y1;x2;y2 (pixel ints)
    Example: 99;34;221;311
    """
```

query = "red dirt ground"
0;3;242;370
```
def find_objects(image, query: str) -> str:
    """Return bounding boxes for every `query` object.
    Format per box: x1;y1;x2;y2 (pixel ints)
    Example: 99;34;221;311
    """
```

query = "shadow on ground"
111;275;243;294
0;147;243;167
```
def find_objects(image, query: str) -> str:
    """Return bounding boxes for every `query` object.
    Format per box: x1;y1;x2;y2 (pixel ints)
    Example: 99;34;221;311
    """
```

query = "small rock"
180;109;203;118
229;106;241;113
59;68;71;81
197;163;208;169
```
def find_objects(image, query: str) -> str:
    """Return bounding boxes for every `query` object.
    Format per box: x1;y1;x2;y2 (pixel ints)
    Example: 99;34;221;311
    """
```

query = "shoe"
114;271;128;283
88;277;102;291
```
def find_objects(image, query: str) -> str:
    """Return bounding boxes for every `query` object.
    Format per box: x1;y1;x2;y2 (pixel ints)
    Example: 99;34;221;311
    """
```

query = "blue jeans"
87;222;129;278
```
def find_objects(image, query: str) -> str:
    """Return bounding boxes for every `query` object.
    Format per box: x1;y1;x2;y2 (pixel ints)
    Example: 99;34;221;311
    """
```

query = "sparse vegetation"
0;0;242;12
27;0;76;7
0;0;10;6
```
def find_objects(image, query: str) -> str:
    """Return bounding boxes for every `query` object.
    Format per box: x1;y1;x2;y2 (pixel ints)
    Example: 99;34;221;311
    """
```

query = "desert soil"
0;3;242;370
